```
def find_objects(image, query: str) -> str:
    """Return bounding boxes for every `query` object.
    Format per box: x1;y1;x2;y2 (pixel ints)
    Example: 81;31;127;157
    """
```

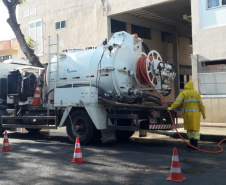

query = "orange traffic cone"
2;131;11;152
166;147;186;182
32;85;42;106
71;137;85;163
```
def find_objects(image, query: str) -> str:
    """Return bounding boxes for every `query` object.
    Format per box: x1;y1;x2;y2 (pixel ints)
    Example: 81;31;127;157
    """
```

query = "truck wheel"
116;130;135;141
0;124;4;135
0;110;6;135
66;110;95;145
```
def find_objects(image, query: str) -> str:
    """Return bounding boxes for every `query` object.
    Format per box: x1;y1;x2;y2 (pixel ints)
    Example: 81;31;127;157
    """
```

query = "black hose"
52;83;164;106
142;42;150;54
99;96;166;111
44;88;54;102
142;92;161;101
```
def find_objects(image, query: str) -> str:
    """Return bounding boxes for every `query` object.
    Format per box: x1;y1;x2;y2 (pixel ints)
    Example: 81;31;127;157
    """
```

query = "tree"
2;0;42;67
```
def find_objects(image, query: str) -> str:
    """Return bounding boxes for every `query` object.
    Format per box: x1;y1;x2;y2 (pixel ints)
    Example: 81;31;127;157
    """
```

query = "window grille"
161;32;173;43
29;20;43;56
131;25;151;40
22;6;36;17
111;19;126;33
199;72;226;95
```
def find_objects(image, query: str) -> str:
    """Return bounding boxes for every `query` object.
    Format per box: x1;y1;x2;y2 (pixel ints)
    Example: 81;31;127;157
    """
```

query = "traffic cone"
32;85;41;106
71;137;85;163
166;147;186;182
1;131;11;152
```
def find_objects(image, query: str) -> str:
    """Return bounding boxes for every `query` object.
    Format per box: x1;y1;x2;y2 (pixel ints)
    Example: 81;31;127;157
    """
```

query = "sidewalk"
166;121;226;142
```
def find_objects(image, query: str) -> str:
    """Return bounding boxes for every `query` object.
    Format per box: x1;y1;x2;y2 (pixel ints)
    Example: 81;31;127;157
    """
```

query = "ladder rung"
49;71;57;73
49;62;57;64
49;44;57;46
50;53;57;55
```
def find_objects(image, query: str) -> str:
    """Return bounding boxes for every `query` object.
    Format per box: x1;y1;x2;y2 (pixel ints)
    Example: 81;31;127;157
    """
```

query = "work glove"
167;107;172;111
203;115;206;119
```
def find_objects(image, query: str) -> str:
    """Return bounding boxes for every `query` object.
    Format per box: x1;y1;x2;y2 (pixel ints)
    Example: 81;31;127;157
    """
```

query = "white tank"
47;31;142;97
47;31;175;97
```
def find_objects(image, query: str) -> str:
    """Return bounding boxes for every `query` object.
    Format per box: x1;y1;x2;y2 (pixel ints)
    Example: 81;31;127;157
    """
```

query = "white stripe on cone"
170;167;182;173
34;94;40;97
74;153;82;158
172;156;179;161
3;143;9;146
75;143;80;148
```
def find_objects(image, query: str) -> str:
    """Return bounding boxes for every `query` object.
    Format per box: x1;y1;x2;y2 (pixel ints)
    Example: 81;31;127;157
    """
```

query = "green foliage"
26;37;36;50
19;0;26;4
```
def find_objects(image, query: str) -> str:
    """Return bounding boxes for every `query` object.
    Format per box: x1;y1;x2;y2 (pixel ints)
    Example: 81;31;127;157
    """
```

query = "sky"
0;1;16;41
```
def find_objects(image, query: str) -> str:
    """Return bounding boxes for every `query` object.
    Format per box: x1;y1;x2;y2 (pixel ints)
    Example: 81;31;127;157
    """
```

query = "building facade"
18;0;193;104
191;0;226;123
0;38;18;62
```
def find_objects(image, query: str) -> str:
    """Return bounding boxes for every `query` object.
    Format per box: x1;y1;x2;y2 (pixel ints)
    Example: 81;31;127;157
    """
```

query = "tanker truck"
0;31;182;144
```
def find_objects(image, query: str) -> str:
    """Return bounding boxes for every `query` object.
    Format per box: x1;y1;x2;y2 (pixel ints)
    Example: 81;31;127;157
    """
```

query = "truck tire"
66;109;95;145
0;109;6;135
0;124;4;135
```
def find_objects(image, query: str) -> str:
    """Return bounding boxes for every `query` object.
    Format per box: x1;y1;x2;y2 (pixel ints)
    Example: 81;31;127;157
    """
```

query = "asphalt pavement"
1;128;226;185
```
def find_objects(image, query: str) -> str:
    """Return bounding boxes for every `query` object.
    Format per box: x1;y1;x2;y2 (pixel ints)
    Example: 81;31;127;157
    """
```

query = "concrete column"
191;54;199;91
107;16;112;40
172;33;179;98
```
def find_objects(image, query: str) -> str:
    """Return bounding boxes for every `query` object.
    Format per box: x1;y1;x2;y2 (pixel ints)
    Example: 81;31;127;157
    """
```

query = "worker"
167;80;206;148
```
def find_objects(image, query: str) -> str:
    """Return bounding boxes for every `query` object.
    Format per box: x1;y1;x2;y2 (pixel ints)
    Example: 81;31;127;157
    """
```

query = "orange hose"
136;56;226;154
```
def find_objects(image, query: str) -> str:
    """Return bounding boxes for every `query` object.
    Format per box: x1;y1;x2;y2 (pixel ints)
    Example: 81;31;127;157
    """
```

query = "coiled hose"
136;56;226;154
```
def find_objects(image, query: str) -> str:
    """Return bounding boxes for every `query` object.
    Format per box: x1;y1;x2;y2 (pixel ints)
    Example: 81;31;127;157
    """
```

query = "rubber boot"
190;139;195;146
186;139;195;149
193;139;198;148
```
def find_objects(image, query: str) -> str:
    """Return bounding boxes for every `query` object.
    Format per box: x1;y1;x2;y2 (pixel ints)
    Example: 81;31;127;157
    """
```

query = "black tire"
0;109;6;135
66;109;96;145
0;124;4;135
116;130;135;141
25;128;41;133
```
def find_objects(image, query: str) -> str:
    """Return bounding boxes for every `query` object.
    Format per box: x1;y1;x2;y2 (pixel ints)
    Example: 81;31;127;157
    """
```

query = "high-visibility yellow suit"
169;80;205;147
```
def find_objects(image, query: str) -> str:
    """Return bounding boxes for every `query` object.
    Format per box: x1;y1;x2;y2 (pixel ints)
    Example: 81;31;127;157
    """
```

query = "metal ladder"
47;35;60;116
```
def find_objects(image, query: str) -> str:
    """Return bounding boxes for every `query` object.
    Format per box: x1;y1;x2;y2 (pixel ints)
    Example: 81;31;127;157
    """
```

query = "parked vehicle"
0;31;182;144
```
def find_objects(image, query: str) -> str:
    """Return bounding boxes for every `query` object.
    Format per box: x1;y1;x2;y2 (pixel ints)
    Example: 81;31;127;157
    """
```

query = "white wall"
192;0;226;59
106;0;169;16
191;0;226;123
199;0;226;29
18;0;108;64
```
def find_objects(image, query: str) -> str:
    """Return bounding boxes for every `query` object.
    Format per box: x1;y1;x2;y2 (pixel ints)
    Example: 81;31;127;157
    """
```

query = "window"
0;55;12;62
161;32;173;43
207;0;226;8
29;19;43;56
131;25;151;40
180;75;190;89
55;21;66;30
22;6;36;18
111;19;126;33
199;60;226;95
